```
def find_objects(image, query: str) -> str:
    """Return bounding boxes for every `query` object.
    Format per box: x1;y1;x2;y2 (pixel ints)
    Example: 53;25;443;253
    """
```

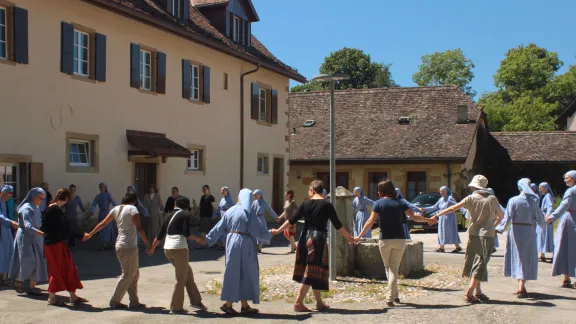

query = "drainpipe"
240;65;260;189
446;163;452;191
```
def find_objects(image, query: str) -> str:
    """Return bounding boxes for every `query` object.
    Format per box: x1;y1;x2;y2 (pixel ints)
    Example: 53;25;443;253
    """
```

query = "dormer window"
233;16;240;42
228;12;250;46
168;0;189;22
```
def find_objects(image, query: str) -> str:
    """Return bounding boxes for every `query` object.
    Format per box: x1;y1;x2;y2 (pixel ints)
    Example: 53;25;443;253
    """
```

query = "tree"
290;47;397;92
494;43;562;100
412;49;476;98
543;64;576;110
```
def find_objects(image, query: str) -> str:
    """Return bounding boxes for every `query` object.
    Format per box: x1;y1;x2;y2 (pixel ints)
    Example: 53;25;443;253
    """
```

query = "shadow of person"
400;302;470;310
315;307;388;315
527;292;576;301
481;299;555;307
191;310;314;320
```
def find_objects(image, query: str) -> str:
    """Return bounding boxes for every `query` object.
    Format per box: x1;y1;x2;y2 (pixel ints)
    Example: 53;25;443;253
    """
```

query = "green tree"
412;49;476;98
494;43;562;100
543;64;576;110
480;93;558;132
290;47;397;92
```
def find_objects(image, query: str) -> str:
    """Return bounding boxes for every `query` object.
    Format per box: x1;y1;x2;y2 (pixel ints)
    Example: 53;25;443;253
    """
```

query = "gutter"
446;163;452;190
82;0;306;83
240;65;260;188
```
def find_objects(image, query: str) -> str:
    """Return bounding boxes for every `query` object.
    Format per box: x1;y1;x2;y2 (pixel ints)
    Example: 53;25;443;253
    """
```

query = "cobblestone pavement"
1;232;575;324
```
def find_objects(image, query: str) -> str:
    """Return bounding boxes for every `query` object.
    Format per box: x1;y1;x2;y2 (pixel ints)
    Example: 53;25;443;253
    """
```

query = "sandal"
474;293;489;301
129;303;146;309
48;299;67;307
435;248;445;253
26;288;43;296
561;280;572;288
316;303;330;312
517;289;529;299
220;304;239;315
451;247;463;253
110;303;128;309
464;295;480;304
13;280;24;294
240;306;259;314
71;297;89;305
293;304;312;312
540;256;547;263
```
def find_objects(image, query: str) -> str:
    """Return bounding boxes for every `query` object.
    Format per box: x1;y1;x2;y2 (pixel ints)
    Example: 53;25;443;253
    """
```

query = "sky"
251;0;576;98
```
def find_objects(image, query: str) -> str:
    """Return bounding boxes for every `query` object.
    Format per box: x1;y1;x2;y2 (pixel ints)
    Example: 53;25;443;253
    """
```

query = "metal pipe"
240;65;260;189
446;163;452;191
329;80;337;281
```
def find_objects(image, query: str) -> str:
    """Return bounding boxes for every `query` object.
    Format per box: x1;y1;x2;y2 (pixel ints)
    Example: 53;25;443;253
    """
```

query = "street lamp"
310;73;350;281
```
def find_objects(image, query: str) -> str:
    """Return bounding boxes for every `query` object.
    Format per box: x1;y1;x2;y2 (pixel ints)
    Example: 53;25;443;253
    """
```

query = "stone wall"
355;240;424;279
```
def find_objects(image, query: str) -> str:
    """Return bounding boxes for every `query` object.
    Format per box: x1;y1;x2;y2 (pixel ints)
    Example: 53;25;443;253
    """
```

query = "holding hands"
10;221;18;230
82;233;92;242
195;236;207;245
427;217;438;226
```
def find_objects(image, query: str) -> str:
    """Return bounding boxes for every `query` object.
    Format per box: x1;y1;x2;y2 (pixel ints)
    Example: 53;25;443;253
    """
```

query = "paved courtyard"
1;231;575;324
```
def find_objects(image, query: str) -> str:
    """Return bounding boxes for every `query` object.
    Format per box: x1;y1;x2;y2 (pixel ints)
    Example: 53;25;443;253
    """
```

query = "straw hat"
468;175;488;190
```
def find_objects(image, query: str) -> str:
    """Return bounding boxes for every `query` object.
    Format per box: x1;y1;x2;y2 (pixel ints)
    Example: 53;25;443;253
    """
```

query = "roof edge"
83;0;306;83
290;158;467;165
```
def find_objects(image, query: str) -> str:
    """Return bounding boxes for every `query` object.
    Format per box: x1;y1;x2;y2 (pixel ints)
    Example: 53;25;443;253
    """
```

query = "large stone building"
0;0;305;211
288;86;484;202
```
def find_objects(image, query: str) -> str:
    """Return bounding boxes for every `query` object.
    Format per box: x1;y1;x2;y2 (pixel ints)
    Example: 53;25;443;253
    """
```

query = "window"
233;16;240;42
69;140;91;167
223;72;228;90
140;49;152;90
406;172;427;201
169;0;180;17
367;172;388;200
73;30;89;76
316;172;349;194
187;150;201;170
257;155;269;175
190;64;200;100
0;163;18;201
259;88;267;121
0;6;6;60
66;132;99;173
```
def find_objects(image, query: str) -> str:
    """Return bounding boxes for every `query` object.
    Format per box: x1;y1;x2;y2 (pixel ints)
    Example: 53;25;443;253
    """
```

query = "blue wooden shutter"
13;7;28;64
94;33;107;82
60;22;74;74
202;66;210;103
130;43;140;88
156;52;166;94
182;59;191;99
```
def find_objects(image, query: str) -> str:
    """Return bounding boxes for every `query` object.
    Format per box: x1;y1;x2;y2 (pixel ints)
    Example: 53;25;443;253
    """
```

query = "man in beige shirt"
433;175;503;304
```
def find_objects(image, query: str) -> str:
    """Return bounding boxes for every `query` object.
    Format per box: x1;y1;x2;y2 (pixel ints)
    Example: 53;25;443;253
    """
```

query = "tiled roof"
192;0;228;6
289;86;481;162
492;131;576;162
85;0;305;82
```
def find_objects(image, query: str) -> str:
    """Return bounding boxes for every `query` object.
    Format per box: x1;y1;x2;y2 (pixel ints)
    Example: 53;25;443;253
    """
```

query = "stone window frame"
257;153;269;176
184;144;206;176
65;132;99;173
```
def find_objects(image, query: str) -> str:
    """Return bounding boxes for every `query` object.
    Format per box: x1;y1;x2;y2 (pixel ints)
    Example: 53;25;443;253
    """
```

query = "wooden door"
272;158;284;213
316;172;349;194
134;163;157;200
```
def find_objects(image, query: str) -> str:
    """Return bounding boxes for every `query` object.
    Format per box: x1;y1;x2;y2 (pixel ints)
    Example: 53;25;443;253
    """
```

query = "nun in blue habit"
546;170;576;288
252;189;278;251
537;182;555;261
202;188;270;315
0;185;18;285
530;183;542;202
423;186;462;253
395;188;420;240
90;182;118;249
212;186;235;250
352;187;375;238
9;188;48;295
496;178;546;298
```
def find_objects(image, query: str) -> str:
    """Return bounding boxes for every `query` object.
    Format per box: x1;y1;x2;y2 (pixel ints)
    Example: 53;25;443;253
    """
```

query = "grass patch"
206;280;222;295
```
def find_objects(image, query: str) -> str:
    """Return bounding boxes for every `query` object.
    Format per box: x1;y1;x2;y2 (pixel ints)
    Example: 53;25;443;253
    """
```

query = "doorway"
134;163;157;200
316;172;350;194
272;158;284;213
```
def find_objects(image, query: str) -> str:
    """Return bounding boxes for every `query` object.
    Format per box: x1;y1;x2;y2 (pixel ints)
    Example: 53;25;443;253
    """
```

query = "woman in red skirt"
41;188;86;306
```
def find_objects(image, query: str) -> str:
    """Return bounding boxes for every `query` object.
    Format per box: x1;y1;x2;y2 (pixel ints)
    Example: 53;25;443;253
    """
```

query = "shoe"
540;256;547;263
516;289;529;299
434;248;445;253
451;247;463;253
561;280;572;288
394;298;401;304
464;295;481;304
170;309;188;315
190;302;207;311
385;301;394;307
492;249;497;253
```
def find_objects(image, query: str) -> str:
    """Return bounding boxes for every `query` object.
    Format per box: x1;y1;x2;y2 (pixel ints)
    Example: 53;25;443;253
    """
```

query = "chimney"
457;105;468;124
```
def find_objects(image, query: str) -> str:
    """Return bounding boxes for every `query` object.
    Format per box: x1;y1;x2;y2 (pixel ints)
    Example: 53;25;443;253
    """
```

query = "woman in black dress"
272;180;354;312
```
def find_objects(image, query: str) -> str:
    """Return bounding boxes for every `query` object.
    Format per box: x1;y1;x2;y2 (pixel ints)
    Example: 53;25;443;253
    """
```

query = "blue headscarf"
322;189;328;200
222;186;234;207
395;188;404;199
253;189;271;209
127;185;137;194
565;171;576;184
18;187;46;212
1;185;14;193
518;178;538;201
539;182;554;201
353;187;365;199
99;182;109;192
486;188;495;195
440;186;452;202
238;188;253;213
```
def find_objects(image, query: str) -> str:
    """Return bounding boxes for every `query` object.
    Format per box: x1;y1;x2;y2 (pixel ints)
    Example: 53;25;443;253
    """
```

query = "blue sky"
251;0;576;98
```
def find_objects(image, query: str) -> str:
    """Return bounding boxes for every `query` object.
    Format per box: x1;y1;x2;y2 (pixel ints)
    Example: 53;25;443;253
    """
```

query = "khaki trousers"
110;247;140;306
462;235;494;282
164;248;202;311
379;239;407;302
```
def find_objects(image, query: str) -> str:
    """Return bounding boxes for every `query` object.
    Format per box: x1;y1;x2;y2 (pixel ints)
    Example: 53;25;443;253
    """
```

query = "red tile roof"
289;86;481;162
85;0;305;82
492;131;576;162
192;0;228;6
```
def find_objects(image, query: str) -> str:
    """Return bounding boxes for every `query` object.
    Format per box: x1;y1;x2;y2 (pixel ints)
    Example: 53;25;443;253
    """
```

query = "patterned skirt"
292;229;329;291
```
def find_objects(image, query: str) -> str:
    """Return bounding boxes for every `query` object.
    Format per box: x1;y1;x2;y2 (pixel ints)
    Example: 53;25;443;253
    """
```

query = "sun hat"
468;175;488;190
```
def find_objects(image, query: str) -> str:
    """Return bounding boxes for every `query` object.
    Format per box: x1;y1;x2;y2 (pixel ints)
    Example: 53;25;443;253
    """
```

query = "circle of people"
0;171;575;314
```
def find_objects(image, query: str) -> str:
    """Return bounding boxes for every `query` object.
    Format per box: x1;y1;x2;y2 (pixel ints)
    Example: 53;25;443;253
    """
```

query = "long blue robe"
251;191;278;245
206;189;270;303
65;195;85;235
353;196;375;238
548;186;576;277
496;195;545;280
0;200;14;274
90;189;118;244
425;196;462;245
214;190;234;245
9;203;48;282
536;192;555;253
401;199;420;240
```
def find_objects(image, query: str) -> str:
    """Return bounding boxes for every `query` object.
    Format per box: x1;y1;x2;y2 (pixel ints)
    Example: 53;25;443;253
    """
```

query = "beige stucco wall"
0;0;290;205
568;114;576;131
288;163;469;203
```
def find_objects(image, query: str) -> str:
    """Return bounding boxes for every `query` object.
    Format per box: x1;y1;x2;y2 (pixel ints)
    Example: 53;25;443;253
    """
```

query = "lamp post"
310;73;350;281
